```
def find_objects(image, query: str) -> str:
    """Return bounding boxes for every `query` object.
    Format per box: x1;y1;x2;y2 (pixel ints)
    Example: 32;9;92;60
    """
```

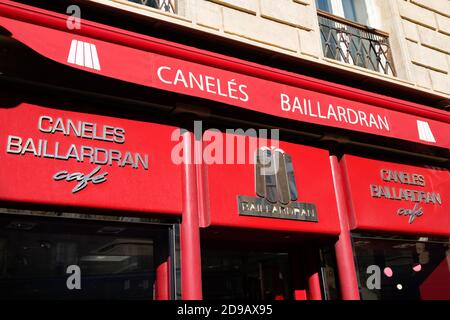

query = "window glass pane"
316;0;332;12
320;246;339;300
342;0;357;21
202;249;292;300
353;236;450;300
0;214;172;299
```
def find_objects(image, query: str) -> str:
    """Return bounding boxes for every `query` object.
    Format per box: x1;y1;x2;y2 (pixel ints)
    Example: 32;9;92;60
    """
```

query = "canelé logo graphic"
67;40;101;70
254;147;298;205
417;120;436;143
237;147;318;222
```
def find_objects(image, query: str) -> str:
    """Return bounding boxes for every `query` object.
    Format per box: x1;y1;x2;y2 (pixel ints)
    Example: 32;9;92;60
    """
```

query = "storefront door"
202;247;292;300
200;232;339;300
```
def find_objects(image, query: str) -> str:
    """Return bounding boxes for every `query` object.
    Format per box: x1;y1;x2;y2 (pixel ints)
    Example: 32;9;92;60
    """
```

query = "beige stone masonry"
299;28;320;57
412;64;432;89
222;7;300;52
407;40;449;72
417;25;450;54
411;0;450;17
293;0;312;5
436;14;450;35
89;0;450;98
402;19;420;42
208;0;258;14
430;69;450;94
397;0;437;29
195;0;222;30
260;0;314;30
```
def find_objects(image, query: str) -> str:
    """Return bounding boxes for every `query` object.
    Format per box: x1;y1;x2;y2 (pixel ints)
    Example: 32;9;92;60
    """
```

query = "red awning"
1;0;449;149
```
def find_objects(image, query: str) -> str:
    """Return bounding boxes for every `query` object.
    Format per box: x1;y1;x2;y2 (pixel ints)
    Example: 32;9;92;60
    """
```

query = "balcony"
127;0;176;14
317;10;396;76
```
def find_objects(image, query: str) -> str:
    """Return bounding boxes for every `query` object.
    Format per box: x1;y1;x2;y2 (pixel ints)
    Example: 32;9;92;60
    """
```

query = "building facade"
91;0;450;97
0;0;449;300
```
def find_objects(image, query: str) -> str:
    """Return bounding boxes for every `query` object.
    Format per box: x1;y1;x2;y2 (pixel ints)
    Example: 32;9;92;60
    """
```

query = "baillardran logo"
237;147;318;222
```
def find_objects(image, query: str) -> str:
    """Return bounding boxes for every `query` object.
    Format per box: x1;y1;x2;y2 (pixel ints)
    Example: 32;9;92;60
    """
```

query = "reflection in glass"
202;249;292;300
0;214;172;300
316;0;331;12
353;235;450;300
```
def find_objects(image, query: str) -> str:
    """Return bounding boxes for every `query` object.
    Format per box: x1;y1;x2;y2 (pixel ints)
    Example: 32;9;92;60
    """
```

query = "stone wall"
397;0;450;95
90;0;450;98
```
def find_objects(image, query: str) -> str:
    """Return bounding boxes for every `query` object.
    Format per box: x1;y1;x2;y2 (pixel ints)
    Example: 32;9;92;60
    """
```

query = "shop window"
0;210;179;300
127;0;177;14
352;234;450;300
316;0;369;25
202;249;292;300
201;237;340;300
319;246;339;300
315;0;396;76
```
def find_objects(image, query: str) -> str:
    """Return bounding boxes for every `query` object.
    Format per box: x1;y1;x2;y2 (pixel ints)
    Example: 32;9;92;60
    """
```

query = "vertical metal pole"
180;130;203;299
330;155;360;300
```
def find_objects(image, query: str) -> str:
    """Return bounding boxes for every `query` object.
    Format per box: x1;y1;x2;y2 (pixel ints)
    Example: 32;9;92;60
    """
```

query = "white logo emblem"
416;120;436;143
67;39;101;70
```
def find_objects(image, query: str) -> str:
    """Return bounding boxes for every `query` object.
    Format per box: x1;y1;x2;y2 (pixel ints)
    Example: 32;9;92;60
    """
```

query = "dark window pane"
342;0;357;21
320;246;339;300
202;249;292;300
316;0;331;12
0;214;172;300
353;236;450;300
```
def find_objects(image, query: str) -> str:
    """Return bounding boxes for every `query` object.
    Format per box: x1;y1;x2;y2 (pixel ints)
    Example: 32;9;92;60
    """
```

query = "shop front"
200;132;341;300
0;99;183;299
341;155;450;299
0;98;343;300
0;209;178;299
0;0;449;300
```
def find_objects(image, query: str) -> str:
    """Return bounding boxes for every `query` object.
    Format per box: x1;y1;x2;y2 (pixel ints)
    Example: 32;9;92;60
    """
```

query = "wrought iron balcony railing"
317;10;396;76
127;0;176;14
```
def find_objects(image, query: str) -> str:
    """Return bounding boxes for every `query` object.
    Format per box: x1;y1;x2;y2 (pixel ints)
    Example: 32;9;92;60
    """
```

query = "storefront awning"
1;0;449;149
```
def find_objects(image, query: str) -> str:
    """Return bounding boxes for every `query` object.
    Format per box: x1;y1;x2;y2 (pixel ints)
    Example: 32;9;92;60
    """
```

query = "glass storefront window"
319;246;339;300
201;233;340;300
353;234;450;300
0;211;177;300
202;249;292;300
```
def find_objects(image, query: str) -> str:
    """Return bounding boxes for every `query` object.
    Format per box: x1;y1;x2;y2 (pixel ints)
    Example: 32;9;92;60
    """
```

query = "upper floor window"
128;0;176;14
316;0;368;25
315;0;396;76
